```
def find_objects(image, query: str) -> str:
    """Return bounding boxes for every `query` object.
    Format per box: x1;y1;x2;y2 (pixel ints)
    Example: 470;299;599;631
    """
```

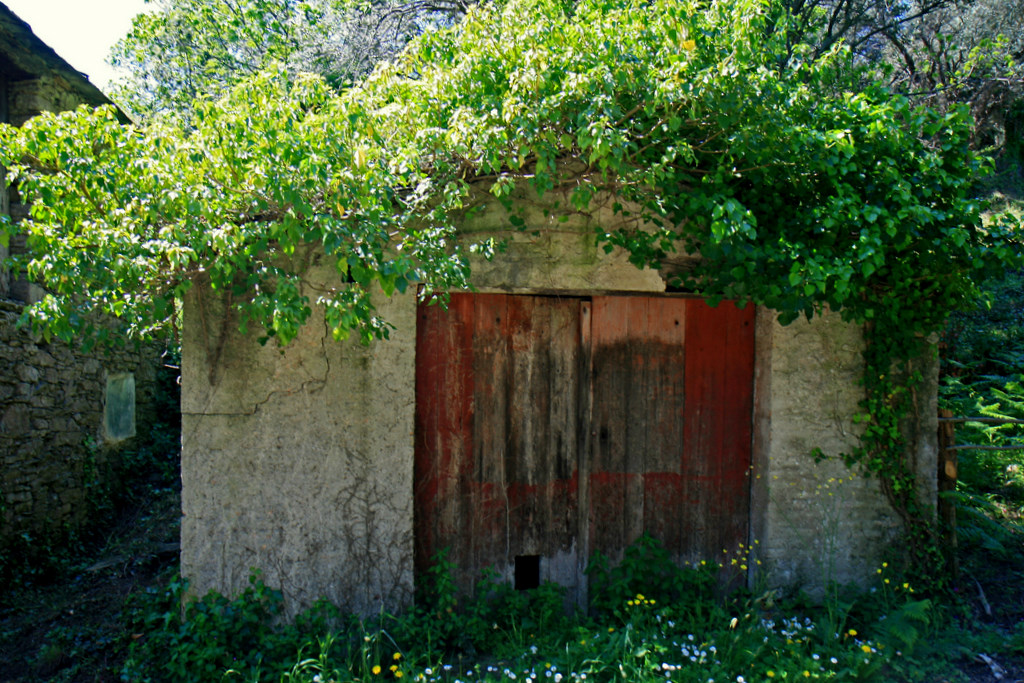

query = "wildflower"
829;657;838;664
861;645;872;654
372;666;382;675
729;617;738;629
803;672;810;678
394;652;402;660
767;671;775;678
396;674;404;679
391;665;398;673
847;629;857;637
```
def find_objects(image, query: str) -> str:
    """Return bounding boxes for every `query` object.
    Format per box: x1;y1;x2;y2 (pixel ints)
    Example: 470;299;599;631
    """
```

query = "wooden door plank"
414;293;477;577
638;298;688;552
683;300;755;561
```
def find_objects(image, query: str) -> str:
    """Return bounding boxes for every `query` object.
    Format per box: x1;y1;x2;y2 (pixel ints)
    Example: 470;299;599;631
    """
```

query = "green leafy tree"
108;0;467;122
775;0;1023;163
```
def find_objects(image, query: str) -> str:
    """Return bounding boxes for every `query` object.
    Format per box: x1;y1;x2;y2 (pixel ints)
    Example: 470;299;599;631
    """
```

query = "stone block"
16;365;40;383
1;404;30;435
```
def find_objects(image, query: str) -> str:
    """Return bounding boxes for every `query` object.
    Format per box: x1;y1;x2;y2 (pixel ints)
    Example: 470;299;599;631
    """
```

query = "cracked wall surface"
181;272;417;616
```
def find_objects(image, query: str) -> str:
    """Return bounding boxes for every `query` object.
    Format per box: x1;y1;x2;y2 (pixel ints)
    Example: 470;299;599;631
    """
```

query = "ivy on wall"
1;0;1021;572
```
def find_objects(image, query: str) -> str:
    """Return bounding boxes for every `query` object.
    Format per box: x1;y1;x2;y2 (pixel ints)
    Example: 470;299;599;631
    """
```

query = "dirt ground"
0;481;181;683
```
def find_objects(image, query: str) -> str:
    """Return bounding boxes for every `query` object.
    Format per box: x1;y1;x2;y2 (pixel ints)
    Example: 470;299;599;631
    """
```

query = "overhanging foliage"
2;0;1018;346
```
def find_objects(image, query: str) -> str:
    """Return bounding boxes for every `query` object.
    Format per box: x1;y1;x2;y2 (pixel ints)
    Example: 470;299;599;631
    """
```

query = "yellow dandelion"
395;673;404;679
803;671;810;678
767;672;775;678
393;652;402;661
682;39;697;51
847;629;857;637
372;665;382;675
861;645;872;654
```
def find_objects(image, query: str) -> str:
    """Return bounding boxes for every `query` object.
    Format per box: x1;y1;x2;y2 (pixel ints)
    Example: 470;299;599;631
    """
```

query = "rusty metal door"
414;293;754;597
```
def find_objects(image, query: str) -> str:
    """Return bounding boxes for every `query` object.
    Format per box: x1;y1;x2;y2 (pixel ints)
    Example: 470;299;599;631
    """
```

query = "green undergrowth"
941;267;1024;557
120;538;1008;683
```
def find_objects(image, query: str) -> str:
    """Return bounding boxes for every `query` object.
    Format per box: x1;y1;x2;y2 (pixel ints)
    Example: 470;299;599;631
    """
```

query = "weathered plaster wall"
181;188;938;612
753;312;939;591
181;270;418;616
0;301;160;544
460;191;667;294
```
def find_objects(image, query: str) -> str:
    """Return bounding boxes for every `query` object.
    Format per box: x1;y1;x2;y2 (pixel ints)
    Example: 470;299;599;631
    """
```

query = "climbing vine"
1;0;1021;569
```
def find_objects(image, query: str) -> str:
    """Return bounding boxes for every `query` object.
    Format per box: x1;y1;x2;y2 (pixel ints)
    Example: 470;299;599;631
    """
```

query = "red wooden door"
415;294;754;597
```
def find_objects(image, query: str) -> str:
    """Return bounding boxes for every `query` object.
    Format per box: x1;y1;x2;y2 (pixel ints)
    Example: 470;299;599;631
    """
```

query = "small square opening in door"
514;555;540;591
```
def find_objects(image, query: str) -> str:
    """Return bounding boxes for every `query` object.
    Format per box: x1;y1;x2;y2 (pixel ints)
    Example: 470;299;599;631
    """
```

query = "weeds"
118;537;974;683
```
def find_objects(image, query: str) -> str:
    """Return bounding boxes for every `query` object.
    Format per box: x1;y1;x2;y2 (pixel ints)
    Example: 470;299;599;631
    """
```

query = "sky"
3;0;151;89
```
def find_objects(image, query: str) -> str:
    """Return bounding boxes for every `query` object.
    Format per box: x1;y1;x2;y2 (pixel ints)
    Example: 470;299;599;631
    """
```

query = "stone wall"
0;4;162;556
8;73;90;127
0;301;161;545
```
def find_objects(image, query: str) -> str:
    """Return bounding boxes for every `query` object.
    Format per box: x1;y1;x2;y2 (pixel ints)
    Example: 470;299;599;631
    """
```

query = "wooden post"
937;409;959;580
